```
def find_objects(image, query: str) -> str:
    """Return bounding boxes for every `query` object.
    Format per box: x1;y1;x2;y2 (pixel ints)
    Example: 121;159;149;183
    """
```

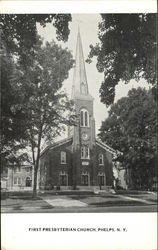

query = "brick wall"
39;141;114;189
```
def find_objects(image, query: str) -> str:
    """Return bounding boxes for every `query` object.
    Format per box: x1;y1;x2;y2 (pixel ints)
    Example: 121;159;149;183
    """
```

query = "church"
39;30;118;191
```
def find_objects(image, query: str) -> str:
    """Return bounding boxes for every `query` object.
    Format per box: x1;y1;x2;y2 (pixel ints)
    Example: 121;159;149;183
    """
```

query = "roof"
40;137;121;158
40;137;73;157
96;139;121;155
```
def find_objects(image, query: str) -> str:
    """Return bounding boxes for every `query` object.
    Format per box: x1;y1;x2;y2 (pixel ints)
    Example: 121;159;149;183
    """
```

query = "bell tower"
69;28;95;153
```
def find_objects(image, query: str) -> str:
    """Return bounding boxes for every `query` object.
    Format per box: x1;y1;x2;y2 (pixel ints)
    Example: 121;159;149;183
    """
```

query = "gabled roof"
96;139;120;155
40;137;73;157
40;137;121;158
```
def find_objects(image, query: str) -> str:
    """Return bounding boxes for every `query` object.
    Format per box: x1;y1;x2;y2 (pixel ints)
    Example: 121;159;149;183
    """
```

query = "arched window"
99;154;104;165
60;151;66;164
81;171;89;186
98;172;106;186
80;109;89;127
59;171;68;186
81;146;90;159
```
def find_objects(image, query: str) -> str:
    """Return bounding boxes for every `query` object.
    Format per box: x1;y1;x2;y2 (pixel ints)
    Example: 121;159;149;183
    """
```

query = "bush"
44;184;54;190
1;189;9;199
56;185;60;191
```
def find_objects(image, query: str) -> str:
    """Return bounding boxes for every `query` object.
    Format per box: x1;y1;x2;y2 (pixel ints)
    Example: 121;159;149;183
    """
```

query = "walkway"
42;198;88;207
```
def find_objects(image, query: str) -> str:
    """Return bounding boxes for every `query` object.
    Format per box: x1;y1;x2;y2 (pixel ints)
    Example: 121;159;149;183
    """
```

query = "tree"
9;37;74;196
0;38;29;170
8;37;74;196
0;14;71;63
0;14;72;169
87;14;157;106
99;88;157;190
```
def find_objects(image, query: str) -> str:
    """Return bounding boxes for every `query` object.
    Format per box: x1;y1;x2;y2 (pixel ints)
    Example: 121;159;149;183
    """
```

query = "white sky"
37;14;149;138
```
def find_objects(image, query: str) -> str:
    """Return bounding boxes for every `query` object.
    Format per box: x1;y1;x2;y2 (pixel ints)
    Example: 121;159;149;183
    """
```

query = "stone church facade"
39;30;117;190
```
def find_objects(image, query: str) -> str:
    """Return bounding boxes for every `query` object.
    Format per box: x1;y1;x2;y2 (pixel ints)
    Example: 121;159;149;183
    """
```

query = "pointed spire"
71;28;89;99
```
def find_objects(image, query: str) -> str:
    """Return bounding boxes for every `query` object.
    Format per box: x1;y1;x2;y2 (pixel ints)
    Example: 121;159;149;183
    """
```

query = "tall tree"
0;14;72;168
11;37;74;196
0;37;29;170
99;88;157;190
87;14;157;106
0;14;71;58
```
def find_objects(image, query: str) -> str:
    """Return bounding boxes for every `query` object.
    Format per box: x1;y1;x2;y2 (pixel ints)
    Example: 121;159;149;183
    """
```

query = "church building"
39;30;117;190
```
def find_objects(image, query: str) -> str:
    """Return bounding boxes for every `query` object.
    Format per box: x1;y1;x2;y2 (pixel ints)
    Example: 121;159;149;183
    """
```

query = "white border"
1;2;157;250
2;213;157;250
0;0;157;14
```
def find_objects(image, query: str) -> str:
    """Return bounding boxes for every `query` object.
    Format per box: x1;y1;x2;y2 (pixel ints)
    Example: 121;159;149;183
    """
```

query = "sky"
37;14;149;138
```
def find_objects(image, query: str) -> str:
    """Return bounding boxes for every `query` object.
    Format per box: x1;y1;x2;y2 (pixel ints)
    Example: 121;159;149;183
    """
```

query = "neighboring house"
39;29;123;191
113;162;128;190
1;165;34;191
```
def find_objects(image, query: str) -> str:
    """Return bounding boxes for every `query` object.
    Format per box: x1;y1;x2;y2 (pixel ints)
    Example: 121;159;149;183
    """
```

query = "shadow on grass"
90;200;145;207
11;196;42;200
147;199;157;202
12;205;23;210
70;195;116;200
41;205;54;209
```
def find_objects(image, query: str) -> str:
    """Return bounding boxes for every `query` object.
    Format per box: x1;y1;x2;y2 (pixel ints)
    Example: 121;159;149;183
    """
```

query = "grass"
10;196;41;200
89;200;146;207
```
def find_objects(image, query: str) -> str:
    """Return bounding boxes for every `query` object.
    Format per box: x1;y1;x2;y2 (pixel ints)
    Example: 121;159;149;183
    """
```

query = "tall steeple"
71;28;91;99
69;27;95;145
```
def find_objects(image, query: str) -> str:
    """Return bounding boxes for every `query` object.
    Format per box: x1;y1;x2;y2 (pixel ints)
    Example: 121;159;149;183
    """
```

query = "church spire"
71;28;89;99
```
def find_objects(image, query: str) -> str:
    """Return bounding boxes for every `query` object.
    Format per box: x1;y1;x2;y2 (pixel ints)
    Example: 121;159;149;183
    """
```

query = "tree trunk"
72;151;77;190
33;165;38;198
31;129;42;198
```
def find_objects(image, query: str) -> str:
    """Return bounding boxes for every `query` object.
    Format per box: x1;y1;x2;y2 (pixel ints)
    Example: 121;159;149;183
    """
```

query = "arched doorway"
26;177;32;187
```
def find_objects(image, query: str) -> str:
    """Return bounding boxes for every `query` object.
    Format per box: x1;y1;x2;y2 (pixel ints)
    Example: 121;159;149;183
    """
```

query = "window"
26;167;30;172
99;154;104;165
81;172;89;186
98;172;106;186
81;146;90;159
80;109;89;127
14;177;21;185
60;151;66;164
59;171;68;186
14;167;21;173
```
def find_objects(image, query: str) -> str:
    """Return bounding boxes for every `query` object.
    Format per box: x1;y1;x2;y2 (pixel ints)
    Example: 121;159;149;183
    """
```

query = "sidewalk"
1;191;157;213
